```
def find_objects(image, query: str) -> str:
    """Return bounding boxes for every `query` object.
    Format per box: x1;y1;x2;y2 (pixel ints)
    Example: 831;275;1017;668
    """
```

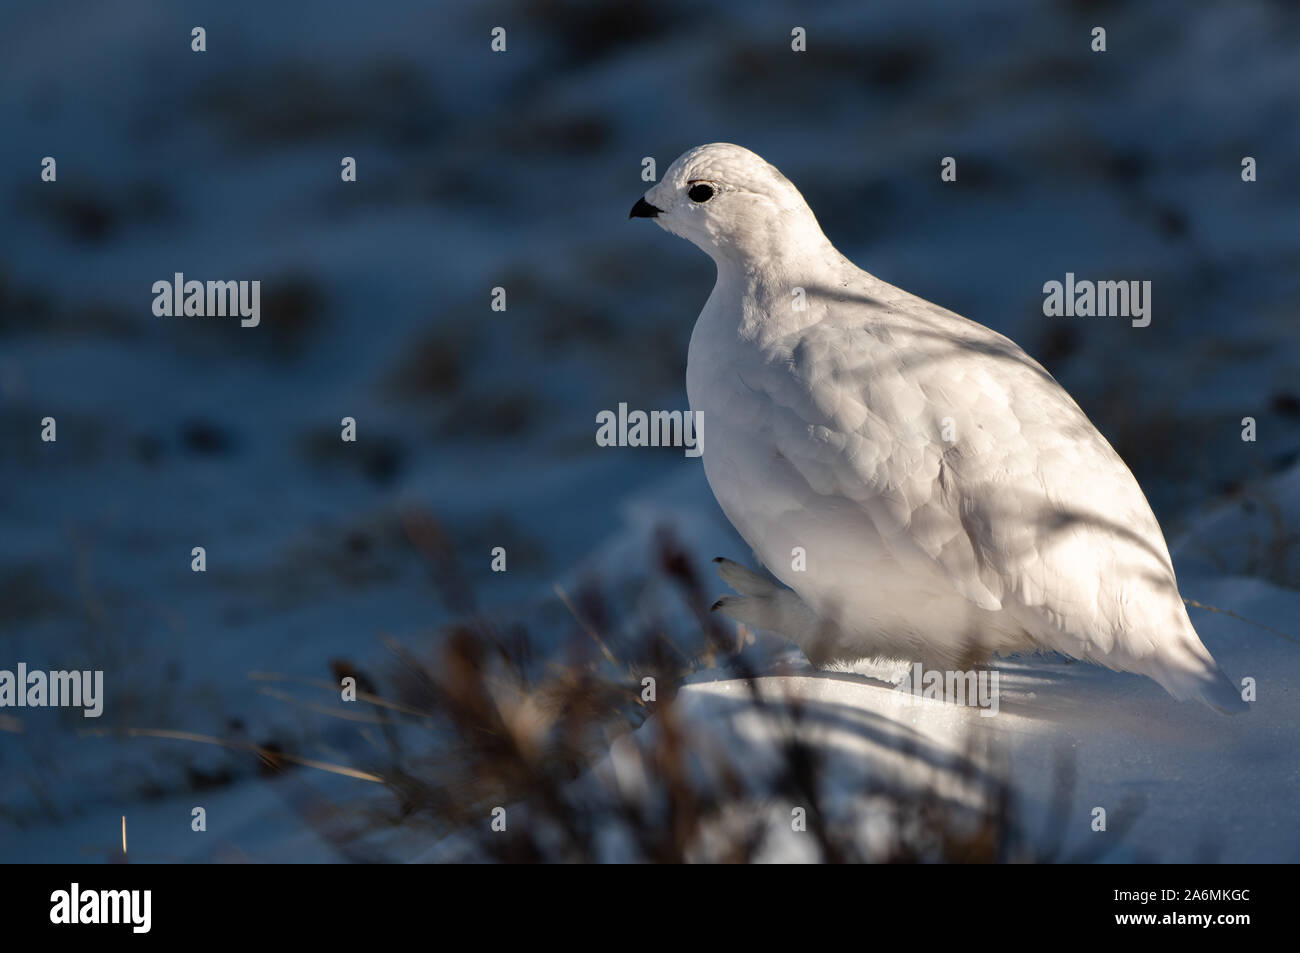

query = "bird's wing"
750;286;1172;628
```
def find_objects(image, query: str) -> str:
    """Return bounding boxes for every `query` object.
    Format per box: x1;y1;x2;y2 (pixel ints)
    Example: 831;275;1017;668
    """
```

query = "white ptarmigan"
630;142;1246;713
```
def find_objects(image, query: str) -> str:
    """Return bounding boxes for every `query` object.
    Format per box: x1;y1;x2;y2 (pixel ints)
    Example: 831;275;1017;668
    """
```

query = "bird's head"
630;143;830;270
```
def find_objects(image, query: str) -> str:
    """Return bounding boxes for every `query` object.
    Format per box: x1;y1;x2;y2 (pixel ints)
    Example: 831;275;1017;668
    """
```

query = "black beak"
628;197;662;219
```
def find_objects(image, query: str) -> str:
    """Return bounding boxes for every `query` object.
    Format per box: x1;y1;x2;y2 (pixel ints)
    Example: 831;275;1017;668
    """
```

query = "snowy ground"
1;0;1297;861
594;566;1299;863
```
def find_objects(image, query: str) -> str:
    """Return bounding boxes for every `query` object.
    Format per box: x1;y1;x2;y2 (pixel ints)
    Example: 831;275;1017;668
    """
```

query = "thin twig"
248;670;435;717
1184;598;1299;644
554;583;620;667
81;727;384;783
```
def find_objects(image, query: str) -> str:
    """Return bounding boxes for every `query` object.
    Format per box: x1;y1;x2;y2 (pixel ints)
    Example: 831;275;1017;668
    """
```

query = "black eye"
688;183;715;203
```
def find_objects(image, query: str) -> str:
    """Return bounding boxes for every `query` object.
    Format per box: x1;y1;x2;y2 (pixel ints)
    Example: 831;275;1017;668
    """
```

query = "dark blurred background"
1;0;1297;860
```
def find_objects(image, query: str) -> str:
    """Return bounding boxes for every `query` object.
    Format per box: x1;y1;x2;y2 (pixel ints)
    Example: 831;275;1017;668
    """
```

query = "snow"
594;563;1298;862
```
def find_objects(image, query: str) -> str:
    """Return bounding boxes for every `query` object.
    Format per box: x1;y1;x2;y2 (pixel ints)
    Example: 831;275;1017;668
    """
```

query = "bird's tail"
1148;622;1248;715
1184;664;1249;715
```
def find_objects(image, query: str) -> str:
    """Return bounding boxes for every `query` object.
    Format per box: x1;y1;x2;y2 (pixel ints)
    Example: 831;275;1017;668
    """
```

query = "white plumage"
632;143;1245;713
